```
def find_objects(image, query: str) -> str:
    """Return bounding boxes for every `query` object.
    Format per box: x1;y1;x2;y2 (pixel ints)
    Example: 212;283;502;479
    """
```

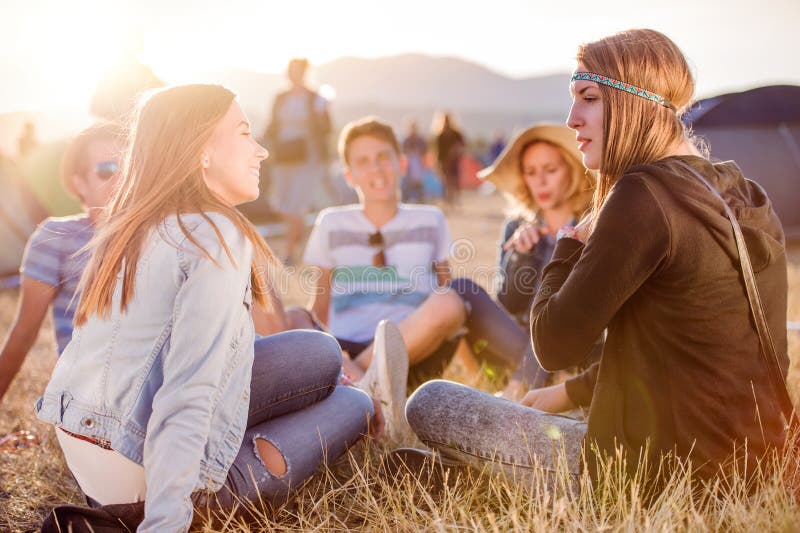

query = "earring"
204;157;209;167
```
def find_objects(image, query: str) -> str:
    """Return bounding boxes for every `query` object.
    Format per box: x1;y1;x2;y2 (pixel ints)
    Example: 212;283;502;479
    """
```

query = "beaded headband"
571;72;676;111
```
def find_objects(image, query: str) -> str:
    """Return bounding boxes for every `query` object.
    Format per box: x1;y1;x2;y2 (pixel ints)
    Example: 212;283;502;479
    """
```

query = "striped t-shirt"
20;214;94;355
303;204;452;343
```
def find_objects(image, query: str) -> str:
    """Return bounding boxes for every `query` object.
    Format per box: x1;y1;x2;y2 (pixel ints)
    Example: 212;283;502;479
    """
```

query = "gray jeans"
406;380;587;488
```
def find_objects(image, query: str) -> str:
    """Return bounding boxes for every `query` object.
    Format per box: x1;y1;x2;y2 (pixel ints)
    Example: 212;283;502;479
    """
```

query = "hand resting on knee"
519;383;575;413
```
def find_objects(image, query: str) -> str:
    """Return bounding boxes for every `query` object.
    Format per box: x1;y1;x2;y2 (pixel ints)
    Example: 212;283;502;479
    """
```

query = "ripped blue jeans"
208;330;373;509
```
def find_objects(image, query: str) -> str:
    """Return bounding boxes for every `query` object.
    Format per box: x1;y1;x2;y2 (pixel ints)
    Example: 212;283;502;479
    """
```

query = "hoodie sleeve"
530;175;671;371
564;363;599;408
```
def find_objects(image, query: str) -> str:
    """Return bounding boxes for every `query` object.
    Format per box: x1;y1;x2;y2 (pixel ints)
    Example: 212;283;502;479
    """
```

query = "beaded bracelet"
556;225;584;244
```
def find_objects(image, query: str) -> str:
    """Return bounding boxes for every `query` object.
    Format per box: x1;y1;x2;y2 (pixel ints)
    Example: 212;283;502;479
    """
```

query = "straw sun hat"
478;123;595;212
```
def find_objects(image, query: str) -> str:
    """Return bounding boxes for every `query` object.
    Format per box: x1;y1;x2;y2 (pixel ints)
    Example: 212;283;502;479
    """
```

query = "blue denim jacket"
35;212;255;532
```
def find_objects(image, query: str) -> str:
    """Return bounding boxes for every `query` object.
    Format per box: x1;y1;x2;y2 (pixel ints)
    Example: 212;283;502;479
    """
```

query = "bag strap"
675;160;796;431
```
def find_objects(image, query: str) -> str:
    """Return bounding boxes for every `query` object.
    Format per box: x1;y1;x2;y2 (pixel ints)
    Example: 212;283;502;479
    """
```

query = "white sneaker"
358;320;414;446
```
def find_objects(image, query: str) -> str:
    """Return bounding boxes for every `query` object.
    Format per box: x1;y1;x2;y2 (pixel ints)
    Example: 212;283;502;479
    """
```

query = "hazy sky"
1;0;798;116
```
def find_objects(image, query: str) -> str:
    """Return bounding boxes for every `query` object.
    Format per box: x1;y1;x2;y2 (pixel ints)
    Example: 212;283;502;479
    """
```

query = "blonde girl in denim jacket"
36;84;375;532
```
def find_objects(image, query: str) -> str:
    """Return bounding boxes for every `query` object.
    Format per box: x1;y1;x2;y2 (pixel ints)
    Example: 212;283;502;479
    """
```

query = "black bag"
272;137;308;165
41;502;145;532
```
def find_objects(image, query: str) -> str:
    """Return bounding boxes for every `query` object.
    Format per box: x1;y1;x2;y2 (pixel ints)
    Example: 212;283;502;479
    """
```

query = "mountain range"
198;53;573;140
0;54;573;154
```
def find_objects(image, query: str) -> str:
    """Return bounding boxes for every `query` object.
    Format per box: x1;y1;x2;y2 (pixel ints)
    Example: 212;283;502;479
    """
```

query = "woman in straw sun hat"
449;123;597;398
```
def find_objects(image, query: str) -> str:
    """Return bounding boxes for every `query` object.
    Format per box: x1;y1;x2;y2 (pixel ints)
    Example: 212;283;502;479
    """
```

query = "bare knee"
286;307;314;329
255;438;287;478
426;290;466;329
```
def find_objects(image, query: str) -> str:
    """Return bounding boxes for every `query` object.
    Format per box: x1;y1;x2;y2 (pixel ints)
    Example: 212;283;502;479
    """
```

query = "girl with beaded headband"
570;28;701;230
402;28;789;494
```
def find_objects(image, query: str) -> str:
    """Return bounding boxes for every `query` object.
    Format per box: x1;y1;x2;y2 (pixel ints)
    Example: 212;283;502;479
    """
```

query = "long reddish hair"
75;84;275;326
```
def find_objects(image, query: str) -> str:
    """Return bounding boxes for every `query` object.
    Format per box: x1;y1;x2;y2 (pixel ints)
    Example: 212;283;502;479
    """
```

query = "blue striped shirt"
20;214;93;355
304;204;451;343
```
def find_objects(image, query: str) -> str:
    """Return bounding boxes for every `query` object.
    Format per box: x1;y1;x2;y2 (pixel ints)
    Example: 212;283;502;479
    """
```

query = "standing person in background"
0;122;123;404
401;120;427;203
432;112;465;207
264;58;331;265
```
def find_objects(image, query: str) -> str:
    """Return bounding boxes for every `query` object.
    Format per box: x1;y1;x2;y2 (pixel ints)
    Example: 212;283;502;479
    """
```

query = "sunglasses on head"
95;161;119;180
368;231;386;268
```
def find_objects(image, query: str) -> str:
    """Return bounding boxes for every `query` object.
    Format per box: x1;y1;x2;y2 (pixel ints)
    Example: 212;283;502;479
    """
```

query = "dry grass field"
1;190;799;532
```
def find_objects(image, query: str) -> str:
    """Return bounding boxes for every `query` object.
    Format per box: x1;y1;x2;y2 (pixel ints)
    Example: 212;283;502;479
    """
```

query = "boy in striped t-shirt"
302;117;467;388
0;123;122;402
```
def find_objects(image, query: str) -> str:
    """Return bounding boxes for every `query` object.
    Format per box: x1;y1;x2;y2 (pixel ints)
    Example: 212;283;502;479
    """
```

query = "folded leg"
406;379;586;487
248;330;342;425
214;385;373;509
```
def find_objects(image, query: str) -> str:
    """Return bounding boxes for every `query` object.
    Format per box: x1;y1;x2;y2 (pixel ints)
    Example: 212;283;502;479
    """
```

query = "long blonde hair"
75;84;275;326
577;29;697;218
507;140;593;222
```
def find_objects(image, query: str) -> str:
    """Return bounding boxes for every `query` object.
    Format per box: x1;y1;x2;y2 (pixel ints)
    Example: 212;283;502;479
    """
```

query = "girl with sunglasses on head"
405;29;790;491
35;85;375;532
0;122;123;405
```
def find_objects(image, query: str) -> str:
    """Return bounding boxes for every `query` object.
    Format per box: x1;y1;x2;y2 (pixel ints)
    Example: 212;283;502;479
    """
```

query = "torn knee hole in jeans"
253;435;288;478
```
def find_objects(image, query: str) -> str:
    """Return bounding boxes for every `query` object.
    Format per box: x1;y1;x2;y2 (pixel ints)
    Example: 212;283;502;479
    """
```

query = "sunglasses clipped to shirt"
368;231;387;268
95;161;119;180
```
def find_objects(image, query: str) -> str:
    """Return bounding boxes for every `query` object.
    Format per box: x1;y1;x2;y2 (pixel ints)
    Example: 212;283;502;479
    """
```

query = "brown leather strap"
676;160;796;431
